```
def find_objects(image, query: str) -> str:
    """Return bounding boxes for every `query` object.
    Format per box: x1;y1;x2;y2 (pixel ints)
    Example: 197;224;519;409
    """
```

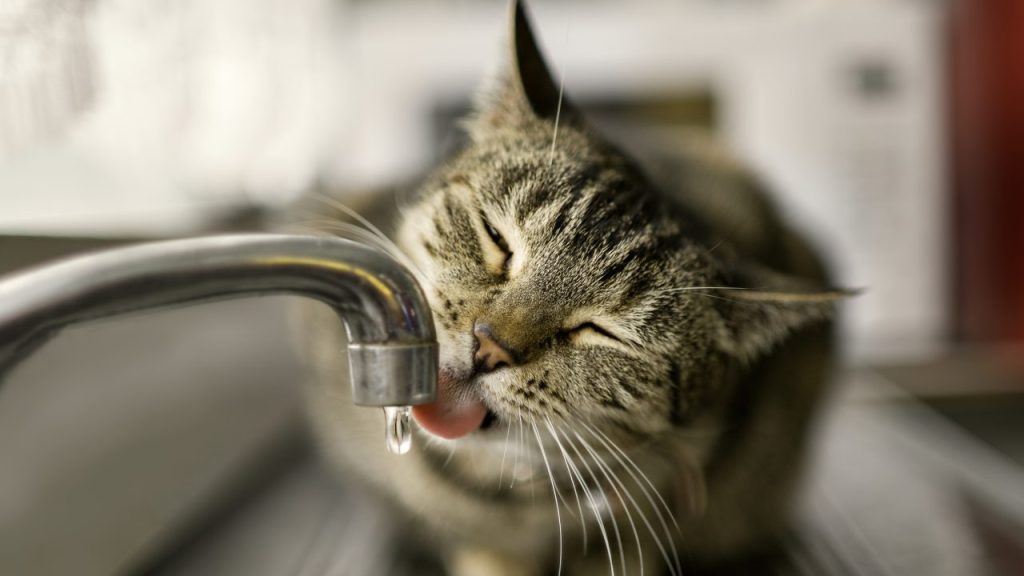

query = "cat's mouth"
479;409;498;430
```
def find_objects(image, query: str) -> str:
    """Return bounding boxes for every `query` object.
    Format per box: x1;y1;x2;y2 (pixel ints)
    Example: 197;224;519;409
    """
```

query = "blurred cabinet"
952;0;1024;344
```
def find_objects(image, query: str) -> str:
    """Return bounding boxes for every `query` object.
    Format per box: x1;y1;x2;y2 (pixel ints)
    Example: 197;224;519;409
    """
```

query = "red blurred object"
952;0;1024;342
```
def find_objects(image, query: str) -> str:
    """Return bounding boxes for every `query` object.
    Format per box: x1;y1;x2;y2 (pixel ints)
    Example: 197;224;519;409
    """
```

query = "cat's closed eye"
563;321;626;347
478;212;512;276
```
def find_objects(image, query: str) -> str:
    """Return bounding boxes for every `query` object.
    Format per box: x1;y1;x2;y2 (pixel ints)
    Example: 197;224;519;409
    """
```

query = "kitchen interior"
1;0;1022;574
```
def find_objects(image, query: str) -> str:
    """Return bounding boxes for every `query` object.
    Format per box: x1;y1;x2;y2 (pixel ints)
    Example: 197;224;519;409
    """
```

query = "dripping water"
384;406;412;455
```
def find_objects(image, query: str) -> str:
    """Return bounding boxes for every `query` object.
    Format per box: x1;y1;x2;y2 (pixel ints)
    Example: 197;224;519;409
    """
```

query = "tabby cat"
293;1;846;574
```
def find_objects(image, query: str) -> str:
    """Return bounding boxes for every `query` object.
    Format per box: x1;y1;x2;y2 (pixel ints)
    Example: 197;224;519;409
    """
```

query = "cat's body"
292;3;842;574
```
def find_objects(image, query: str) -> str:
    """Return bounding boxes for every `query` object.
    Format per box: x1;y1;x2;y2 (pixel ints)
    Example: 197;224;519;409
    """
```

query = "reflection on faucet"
0;234;438;451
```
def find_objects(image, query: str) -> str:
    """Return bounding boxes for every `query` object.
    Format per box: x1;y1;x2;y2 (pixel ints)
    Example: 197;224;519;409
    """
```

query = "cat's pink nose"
473;323;514;372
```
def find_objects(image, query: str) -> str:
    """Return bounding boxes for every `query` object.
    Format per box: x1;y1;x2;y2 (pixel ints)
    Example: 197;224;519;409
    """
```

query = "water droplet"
384;406;412;455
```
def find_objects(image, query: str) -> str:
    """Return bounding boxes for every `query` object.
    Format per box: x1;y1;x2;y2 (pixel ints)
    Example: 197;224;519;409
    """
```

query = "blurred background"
0;0;1022;575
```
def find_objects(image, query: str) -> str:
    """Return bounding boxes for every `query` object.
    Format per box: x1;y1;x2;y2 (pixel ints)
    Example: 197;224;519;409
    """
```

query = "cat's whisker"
299;220;392;251
585;423;682;535
306;192;391;246
530;418;564;576
658;286;750;293
526;415;536;502
544;420;593;557
550;466;577;513
680;291;753;305
548;419;620;576
548;24;569;165
498;414;514;488
289;210;337;227
301;219;430;286
294;220;397;257
650;285;812;309
543;419;589;552
575;429;681;576
512;408;525;489
299;193;431;285
467;439;483;478
442;441;457;468
582;423;683;576
647;285;761;306
569;430;641;576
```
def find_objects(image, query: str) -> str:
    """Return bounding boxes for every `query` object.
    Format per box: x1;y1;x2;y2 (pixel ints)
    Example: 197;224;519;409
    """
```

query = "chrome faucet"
0;234;438;452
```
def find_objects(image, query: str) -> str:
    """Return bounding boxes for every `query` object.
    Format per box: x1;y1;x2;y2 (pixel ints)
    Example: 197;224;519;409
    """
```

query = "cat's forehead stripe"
513;163;603;222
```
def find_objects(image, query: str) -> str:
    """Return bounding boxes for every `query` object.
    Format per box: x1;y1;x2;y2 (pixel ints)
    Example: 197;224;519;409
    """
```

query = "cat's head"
398;0;839;456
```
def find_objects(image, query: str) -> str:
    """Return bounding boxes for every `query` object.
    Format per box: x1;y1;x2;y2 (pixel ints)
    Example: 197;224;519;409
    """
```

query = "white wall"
0;0;950;360
1;0;352;235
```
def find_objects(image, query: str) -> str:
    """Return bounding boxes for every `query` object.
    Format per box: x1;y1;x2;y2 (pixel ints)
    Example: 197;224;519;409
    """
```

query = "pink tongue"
412;372;488;440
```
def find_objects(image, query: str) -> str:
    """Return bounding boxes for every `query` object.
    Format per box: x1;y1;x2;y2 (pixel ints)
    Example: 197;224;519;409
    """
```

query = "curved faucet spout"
0;234;438;409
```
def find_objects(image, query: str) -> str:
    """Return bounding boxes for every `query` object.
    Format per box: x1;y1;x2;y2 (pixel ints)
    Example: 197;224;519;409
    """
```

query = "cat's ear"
508;0;564;119
474;0;578;131
711;263;856;361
